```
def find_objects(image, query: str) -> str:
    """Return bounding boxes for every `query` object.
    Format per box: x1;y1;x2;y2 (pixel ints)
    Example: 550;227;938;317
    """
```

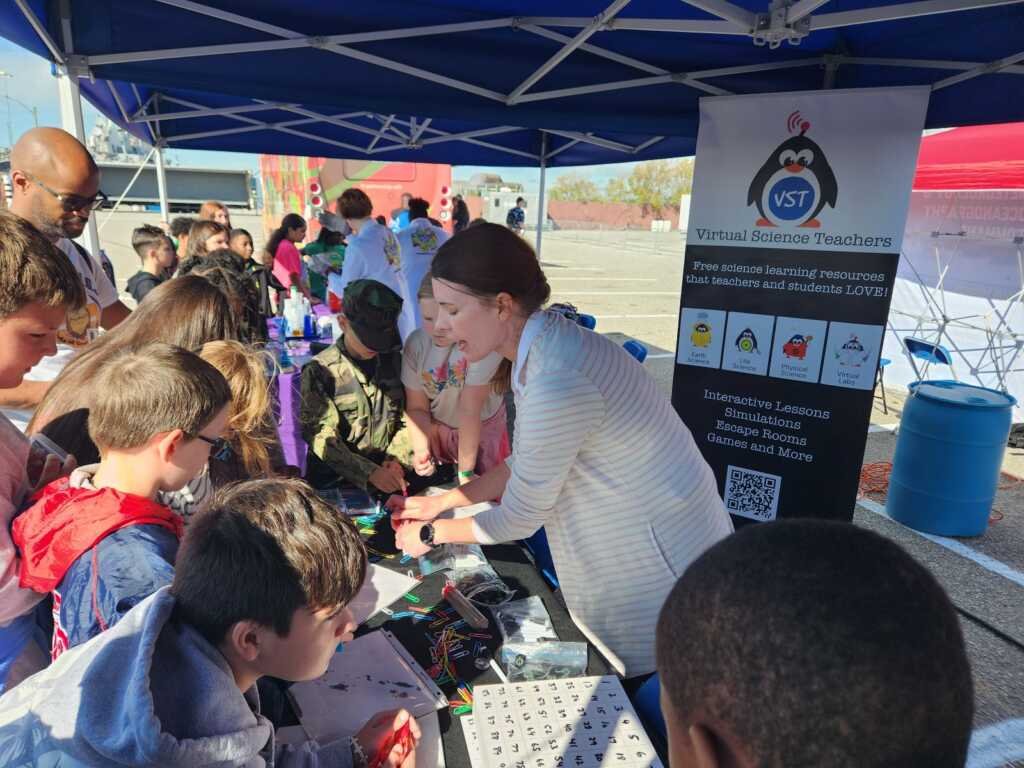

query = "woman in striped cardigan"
389;223;732;677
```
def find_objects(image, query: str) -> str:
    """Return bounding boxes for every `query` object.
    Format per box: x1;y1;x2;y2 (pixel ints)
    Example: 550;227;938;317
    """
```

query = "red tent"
913;123;1024;190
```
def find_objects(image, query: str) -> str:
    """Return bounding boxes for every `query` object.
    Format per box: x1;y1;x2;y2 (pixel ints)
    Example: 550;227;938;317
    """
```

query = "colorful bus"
259;156;453;237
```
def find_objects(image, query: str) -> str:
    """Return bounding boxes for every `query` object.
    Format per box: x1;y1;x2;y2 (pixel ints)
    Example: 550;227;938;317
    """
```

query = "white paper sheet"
290;630;447;745
473;676;663;768
416;710;446;768
348;564;420;626
461;714;485;768
274;725;311;746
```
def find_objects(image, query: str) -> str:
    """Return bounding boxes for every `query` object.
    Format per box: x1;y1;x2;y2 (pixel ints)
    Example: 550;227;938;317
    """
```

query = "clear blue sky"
0;38;646;194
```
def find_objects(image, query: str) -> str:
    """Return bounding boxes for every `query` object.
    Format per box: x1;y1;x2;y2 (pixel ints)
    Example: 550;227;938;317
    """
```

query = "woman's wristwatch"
419;523;436;548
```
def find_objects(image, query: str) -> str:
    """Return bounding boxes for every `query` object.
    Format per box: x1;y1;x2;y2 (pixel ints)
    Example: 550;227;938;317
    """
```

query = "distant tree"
604;175;628;204
604;158;694;215
549;172;603;202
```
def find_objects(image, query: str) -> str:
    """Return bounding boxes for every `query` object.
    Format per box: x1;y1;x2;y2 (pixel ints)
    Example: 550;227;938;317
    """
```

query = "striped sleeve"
472;370;605;544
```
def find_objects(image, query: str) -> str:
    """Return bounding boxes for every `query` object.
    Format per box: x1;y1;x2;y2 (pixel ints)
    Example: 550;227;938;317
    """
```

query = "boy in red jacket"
14;342;230;657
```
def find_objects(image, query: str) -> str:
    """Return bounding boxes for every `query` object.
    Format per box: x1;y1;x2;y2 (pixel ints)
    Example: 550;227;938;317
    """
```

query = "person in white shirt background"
328;188;412;340
0;128;131;429
395;197;449;334
388;223;732;678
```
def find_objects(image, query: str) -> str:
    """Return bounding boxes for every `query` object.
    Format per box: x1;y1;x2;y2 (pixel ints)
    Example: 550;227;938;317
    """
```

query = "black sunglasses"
24;172;108;213
195;434;233;461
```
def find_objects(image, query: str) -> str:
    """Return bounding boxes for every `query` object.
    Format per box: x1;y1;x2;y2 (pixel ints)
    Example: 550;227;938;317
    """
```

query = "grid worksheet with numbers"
472;676;663;768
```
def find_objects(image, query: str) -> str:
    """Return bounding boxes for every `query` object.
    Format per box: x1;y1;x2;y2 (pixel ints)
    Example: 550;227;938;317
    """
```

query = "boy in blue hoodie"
0;478;421;767
13;342;231;658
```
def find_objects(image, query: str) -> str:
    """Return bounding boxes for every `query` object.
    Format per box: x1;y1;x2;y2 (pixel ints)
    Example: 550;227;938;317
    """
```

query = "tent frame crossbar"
47;0;1024;116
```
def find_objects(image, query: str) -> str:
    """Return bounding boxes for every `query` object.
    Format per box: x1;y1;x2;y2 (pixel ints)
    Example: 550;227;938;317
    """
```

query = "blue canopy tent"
3;0;1024;256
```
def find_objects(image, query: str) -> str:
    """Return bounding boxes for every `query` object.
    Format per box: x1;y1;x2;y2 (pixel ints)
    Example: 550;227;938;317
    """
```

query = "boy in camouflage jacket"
301;279;409;493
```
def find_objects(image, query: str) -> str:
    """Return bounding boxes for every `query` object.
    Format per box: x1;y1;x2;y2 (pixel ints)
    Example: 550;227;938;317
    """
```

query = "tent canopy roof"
3;0;1024;166
914;122;1024;189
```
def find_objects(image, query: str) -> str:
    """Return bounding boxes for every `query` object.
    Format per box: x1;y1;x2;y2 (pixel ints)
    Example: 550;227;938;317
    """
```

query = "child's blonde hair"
197;340;275;475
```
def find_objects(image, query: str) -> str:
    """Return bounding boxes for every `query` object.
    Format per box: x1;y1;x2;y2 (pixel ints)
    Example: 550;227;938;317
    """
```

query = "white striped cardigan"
472;311;732;676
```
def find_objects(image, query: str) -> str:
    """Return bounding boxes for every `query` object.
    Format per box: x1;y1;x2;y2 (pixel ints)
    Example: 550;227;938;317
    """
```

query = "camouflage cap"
343;279;403;352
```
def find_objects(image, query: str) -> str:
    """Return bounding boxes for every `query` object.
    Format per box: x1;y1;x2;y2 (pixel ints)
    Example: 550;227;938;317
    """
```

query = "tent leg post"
155;144;170;222
56;65;101;258
536;132;548;257
98;146;157;233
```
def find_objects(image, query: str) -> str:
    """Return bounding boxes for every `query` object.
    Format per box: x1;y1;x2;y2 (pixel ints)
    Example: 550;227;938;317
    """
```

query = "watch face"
419;524;433;545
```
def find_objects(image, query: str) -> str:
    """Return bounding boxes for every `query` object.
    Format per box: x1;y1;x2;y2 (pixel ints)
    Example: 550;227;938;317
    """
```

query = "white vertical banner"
672;87;930;524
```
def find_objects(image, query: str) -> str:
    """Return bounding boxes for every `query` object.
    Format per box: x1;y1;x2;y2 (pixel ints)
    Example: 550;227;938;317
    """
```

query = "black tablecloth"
355;515;613;768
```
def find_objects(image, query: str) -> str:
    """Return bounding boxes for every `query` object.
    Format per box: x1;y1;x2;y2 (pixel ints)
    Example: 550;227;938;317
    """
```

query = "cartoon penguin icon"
836;334;870;367
748;122;837;229
691;322;712;348
735;328;759;355
782;334;813;360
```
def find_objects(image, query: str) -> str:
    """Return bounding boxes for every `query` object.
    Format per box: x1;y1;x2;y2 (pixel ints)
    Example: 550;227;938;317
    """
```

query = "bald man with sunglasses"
0;128;131;424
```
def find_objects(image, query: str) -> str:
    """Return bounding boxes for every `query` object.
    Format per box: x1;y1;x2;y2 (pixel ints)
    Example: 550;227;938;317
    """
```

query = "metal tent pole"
535;132;548;256
98;145;157;232
56;0;101;258
155;144;170;221
56;66;101;258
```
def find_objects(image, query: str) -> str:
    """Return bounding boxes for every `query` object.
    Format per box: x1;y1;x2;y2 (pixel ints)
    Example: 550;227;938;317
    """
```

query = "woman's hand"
354;709;421;768
386;493;447;521
394;521;433;558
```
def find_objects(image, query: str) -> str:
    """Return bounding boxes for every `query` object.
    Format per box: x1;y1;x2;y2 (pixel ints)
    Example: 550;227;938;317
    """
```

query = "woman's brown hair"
431;223;551;392
29;276;240;463
185;220;230;262
338;188;373;220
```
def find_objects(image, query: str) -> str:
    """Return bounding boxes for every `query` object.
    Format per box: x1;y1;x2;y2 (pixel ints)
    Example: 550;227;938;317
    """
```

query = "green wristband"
458;470;474;479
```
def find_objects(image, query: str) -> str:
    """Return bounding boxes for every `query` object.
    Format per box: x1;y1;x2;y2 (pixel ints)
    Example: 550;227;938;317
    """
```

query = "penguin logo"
691;322;712;348
747;114;838;228
836;334;870;367
735;328;759;354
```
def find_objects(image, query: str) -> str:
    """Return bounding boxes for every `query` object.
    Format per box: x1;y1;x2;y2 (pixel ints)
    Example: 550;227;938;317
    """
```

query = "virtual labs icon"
836;334;871;367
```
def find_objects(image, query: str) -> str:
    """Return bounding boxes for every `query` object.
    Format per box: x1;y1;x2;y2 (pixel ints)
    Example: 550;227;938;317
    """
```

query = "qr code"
724;465;781;521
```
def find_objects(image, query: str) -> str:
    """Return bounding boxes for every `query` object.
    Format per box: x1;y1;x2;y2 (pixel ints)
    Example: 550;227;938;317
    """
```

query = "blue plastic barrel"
887;380;1015;537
